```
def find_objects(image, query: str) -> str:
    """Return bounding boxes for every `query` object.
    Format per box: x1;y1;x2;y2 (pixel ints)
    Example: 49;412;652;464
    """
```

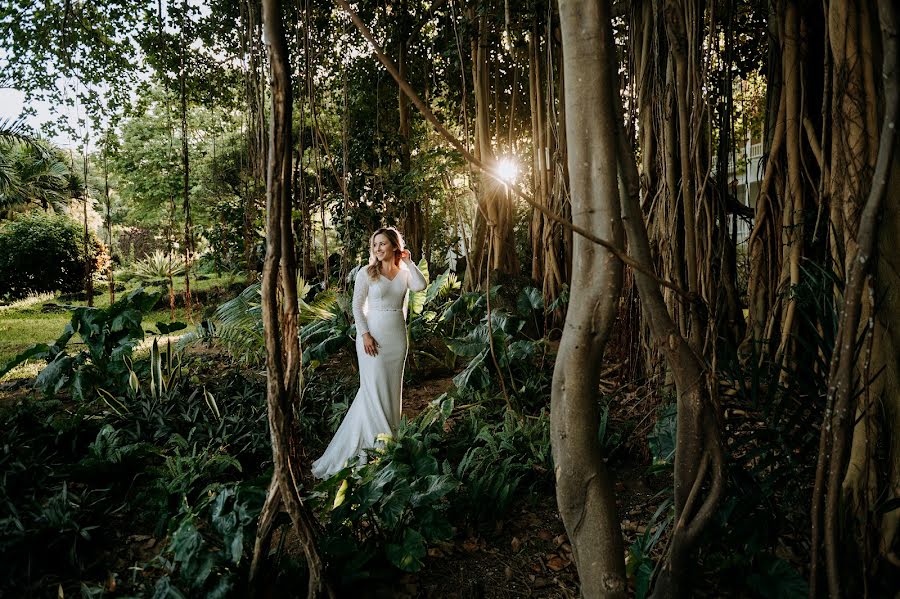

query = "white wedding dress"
311;261;427;479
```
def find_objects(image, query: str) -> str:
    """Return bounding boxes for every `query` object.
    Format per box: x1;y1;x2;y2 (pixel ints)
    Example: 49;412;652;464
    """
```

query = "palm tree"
0;121;84;216
0;118;30;198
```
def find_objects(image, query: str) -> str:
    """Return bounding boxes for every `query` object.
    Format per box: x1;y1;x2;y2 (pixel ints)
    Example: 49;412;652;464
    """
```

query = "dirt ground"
327;373;668;599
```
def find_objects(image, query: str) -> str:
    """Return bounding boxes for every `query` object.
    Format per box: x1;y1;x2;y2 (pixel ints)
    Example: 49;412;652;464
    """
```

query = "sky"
0;87;83;149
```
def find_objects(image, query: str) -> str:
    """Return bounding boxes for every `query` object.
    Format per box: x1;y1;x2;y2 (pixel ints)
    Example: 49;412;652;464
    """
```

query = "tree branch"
331;0;696;302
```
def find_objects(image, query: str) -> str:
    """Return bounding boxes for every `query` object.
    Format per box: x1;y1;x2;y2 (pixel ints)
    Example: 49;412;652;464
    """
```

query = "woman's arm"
403;255;427;292
352;269;370;335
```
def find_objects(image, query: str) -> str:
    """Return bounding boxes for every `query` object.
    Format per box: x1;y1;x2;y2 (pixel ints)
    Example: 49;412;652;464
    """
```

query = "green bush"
0;212;101;299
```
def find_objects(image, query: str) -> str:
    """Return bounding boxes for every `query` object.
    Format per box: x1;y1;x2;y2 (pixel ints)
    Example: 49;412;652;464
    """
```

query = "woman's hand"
362;332;379;356
400;249;412;263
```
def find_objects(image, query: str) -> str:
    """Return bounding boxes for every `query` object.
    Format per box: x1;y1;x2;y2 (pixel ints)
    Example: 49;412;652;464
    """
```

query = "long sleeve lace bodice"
352;261;427;335
313;259;426;479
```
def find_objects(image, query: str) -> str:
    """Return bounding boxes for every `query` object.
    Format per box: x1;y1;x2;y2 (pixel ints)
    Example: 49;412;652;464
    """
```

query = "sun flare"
495;156;519;184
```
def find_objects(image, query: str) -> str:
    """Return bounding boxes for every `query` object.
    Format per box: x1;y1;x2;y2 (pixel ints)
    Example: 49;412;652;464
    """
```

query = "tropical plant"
192;277;338;367
152;482;267;598
0;399;112;592
130;249;186;285
0;140;83;213
441;286;552;410
316;416;458;581
450;403;552;522
0;357;272;596
625;494;674;599
0;288;159;400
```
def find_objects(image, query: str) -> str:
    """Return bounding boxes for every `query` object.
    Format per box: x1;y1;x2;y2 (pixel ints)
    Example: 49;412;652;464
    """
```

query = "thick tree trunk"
811;0;899;593
552;1;627;596
613;10;726;595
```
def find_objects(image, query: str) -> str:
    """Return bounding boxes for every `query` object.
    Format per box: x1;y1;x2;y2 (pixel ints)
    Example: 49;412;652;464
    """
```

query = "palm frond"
0;118;36;146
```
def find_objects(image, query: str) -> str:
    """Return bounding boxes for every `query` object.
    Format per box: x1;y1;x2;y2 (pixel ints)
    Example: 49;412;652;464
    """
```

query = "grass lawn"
0;273;243;378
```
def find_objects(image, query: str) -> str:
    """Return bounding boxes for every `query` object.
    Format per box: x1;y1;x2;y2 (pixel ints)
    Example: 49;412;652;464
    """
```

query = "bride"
311;227;427;479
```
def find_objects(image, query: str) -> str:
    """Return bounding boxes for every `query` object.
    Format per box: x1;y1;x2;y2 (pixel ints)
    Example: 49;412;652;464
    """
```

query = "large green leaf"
445;336;487;357
503;339;539;366
516;286;544;316
410;474;458;507
156;321;187;335
378;485;414;529
407;258;431;316
385;528;427;572
417;508;453;541
452;349;490;390
34;353;75;395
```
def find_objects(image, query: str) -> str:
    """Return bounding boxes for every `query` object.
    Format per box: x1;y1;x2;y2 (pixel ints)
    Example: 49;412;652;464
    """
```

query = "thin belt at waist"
368;308;403;312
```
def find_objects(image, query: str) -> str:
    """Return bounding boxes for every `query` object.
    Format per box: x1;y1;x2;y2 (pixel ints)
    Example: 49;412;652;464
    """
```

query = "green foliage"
626;495;673;599
0;288;158;400
0;351;270;595
316;418;458;581
153;482;267;599
194;277;338;367
452;406;552;522
745;555;809;598
204;196;251;273
313;388;554;585
438;286;552;410
0;140;83;213
0;211;100;299
131;250;186;285
647;403;677;473
300;293;354;368
0;399;111;591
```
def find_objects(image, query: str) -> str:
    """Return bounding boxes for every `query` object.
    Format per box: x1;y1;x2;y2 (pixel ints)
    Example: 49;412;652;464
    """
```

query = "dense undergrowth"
0;271;563;597
0;266;828;597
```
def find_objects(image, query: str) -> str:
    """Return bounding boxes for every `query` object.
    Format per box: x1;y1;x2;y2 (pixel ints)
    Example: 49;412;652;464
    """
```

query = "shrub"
0;212;102;299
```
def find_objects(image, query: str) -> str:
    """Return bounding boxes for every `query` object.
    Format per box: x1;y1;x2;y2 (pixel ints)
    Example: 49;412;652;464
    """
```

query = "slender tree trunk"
239;0;266;282
528;25;544;282
398;0;424;257
253;0;329;596
340;27;351;284
104;143;114;304
180;0;194;322
613;9;726;595
464;12;519;290
544;22;569;326
552;1;627;595
82;143;93;307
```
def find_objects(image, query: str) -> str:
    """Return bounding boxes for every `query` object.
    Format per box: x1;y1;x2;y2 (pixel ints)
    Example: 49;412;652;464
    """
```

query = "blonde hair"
366;227;404;280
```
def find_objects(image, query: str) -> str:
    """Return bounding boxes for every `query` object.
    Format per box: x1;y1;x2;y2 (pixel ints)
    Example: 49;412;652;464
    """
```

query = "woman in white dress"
312;227;427;479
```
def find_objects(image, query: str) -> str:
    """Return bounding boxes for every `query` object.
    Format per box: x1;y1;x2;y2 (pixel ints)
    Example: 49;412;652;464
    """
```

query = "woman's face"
372;233;396;262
